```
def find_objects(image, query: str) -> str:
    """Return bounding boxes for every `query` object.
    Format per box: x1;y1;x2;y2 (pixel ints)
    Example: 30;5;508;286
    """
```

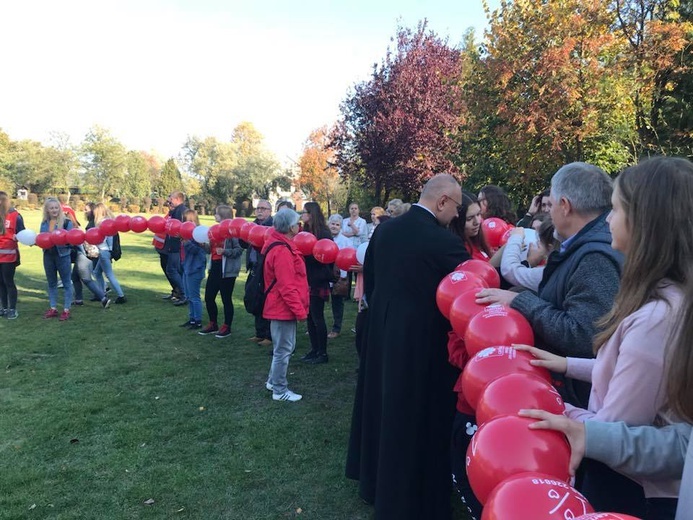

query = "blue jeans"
267;320;297;394
166;251;185;298
93;250;124;297
72;252;106;301
184;270;204;321
44;252;73;309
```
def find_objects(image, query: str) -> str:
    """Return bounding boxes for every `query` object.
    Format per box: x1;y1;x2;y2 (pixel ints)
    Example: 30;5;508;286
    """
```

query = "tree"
333;21;466;205
159;158;183;198
47;131;79;198
81;126;126;201
229;122;281;200
123;150;152;201
298;126;342;213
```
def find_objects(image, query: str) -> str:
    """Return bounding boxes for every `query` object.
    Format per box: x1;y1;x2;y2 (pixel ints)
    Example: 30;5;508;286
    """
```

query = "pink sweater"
565;282;684;498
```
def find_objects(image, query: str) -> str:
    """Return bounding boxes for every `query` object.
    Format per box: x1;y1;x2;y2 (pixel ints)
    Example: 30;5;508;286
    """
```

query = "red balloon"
335;247;358;271
66;228;86;246
466;415;571;504
51;228;68;246
35;232;55;249
436;270;488;319
165;218;181;237
294;231;317;256
482;218;511;249
208;223;226;242
464;305;534;358
313;239;339;264
114;214;131;232
85;227;105;245
228;218;247;238
498;226;515;248
461;346;551;410
449;288;488;337
482;472;594;520
456;259;501;289
179;221;196;240
99;218;118;236
575;515;643;520
130;216;148;233
239;222;255;242
147;215;166;233
476;373;565;426
248;224;267;248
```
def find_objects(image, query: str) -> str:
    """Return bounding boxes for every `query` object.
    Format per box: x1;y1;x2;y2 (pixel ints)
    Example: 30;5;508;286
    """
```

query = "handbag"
332;277;349;297
83;242;100;259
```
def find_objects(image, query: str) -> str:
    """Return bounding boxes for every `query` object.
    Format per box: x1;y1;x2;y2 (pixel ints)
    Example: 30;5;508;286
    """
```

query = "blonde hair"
184;209;200;226
92;203;114;225
42;197;66;228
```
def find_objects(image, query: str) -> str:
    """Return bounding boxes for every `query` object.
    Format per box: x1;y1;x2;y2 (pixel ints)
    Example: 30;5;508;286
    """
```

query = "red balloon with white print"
436;270;488;319
464;304;534;358
456;259;501;289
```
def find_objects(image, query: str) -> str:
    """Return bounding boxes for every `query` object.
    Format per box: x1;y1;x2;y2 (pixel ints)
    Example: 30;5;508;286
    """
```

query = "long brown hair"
594;157;693;352
92;203;114;225
303;202;329;237
667;281;693;422
450;191;492;257
0;191;9;234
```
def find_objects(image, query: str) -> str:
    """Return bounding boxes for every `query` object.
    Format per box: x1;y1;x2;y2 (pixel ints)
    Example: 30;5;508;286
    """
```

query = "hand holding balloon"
513;344;568;374
475;288;518;306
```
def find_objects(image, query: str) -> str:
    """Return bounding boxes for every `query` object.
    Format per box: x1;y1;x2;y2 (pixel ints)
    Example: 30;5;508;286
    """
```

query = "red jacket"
262;230;309;321
0;210;21;264
447;331;475;415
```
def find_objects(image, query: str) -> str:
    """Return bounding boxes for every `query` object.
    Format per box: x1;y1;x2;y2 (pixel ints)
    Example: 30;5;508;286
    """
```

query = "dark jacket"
164;203;187;253
303;227;333;290
242;216;273;271
511;211;624;406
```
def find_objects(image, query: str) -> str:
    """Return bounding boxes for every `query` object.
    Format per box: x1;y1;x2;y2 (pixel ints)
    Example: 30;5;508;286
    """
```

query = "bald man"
346;174;470;520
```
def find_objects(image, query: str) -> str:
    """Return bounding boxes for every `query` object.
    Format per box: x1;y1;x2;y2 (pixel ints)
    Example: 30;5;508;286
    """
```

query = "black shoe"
304;353;329;365
101;297;111;309
173;298;188;306
300;350;318;362
73;300;84;306
189;321;202;329
162;293;174;300
115;296;127;304
180;320;194;328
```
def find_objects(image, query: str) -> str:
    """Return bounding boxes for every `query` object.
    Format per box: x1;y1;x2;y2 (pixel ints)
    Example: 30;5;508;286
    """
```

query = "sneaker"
214;325;231;338
173;298;188;306
6;309;18;320
44;308;59;319
57;281;64;289
59;310;71;321
180;320;195;328
257;338;272;347
198;322;219;335
115;296;127;304
300;350;318;362
73;300;84;306
272;390;302;402
189;321;202;330
101;297;111;309
162;293;175;300
327;331;340;339
265;382;273;391
304;353;329;365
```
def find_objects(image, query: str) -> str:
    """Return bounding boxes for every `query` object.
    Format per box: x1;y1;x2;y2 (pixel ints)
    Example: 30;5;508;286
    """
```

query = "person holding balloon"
299;202;333;364
450;191;492;262
515;156;693;518
198;205;242;338
92;203;127;305
0;191;25;320
327;214;351;339
179;209;207;330
70;203;111;309
40;197;74;320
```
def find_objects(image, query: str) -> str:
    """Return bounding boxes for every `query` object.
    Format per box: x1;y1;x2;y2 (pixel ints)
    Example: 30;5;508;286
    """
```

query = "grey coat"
219;238;243;278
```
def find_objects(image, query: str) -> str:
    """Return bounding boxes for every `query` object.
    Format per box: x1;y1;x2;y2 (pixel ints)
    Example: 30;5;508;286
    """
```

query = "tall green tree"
81;126;126;201
123;150;152;200
158;158;183;198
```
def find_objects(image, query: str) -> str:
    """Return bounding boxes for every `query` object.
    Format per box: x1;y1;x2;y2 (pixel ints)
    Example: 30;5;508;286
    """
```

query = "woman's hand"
513;344;568;374
510;227;524;237
475;288;518;306
518;409;585;476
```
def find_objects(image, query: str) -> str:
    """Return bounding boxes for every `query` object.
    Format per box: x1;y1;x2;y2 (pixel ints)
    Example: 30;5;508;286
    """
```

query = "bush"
28;193;39;205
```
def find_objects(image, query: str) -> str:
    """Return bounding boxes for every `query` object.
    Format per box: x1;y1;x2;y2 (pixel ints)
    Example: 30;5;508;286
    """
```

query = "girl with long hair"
517;156;693;518
450;191;492;261
299;202;333;364
92;203;127;304
478;184;516;223
40;197;74;320
0;191;25;319
180;209;206;329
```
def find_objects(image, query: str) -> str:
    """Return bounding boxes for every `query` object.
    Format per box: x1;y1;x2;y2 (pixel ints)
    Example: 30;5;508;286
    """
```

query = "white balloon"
16;229;37;246
356;241;369;265
192;225;210;243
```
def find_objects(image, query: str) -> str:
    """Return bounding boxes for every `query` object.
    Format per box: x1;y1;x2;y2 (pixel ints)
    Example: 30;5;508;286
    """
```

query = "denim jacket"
40;220;74;258
183;239;207;275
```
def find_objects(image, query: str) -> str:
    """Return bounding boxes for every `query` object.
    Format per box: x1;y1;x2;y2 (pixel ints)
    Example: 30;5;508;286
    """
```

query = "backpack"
243;241;289;316
111;232;122;261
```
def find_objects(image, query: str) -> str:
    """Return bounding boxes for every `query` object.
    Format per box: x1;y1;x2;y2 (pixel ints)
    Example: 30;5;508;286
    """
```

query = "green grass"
0;211;471;520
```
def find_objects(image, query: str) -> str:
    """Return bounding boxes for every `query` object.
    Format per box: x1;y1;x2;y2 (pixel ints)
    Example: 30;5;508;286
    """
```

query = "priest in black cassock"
346;174;471;520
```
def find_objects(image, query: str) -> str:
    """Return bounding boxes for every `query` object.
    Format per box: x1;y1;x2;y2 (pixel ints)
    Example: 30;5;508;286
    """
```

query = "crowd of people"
2;155;692;519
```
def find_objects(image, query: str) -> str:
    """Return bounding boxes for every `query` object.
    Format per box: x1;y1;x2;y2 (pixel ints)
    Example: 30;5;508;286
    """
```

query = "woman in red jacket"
0;191;25;319
450;191;492;261
262;208;309;403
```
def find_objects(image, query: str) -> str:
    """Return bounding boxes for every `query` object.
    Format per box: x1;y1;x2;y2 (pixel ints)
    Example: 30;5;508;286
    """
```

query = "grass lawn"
0;210;471;520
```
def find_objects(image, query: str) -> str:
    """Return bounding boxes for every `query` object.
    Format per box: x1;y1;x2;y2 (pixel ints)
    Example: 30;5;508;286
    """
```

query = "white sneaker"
272;390;302;402
265;382;273;391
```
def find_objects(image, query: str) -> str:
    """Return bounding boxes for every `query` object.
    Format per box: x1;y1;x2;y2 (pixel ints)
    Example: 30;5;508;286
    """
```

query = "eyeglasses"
256;206;271;211
444;194;462;211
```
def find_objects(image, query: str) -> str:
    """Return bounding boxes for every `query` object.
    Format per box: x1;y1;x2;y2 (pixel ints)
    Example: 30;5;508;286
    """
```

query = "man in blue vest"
477;162;624;408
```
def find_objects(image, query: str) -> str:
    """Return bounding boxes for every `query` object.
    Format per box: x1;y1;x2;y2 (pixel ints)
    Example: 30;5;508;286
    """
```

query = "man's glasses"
445;194;462;211
256;206;271;211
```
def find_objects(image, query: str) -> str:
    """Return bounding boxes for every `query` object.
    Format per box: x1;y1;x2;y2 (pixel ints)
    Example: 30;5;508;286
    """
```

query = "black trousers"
0;262;18;310
451;412;483;520
158;252;177;293
581;458;646;517
204;261;236;327
307;295;328;354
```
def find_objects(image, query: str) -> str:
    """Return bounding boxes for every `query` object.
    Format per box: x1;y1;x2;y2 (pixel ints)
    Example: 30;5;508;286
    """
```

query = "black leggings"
204;261;236;327
0;262;17;310
307;295;328;354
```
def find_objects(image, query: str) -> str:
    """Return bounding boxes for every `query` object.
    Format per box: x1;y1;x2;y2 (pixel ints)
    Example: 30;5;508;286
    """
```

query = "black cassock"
346;205;470;520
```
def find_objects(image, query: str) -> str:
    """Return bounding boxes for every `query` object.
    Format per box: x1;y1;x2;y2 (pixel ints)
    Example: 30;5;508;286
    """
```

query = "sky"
1;0;500;166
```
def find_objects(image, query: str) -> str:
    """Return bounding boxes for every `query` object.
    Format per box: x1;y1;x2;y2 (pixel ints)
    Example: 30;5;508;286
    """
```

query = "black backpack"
243;242;289;316
111;232;122;261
